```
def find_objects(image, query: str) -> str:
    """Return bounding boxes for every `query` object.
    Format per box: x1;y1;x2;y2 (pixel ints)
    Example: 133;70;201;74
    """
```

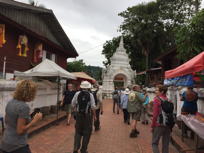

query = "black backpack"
92;90;98;106
77;91;91;114
157;97;175;129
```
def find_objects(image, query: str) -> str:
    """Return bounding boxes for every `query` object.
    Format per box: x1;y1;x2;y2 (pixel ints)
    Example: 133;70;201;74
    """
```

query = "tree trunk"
145;50;149;86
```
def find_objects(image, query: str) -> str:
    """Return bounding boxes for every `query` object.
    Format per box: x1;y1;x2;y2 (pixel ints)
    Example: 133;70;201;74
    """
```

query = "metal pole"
56;76;60;121
3;56;6;79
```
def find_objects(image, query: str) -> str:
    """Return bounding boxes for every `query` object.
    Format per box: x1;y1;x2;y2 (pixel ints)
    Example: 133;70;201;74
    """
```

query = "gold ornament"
0;24;6;47
17;35;29;57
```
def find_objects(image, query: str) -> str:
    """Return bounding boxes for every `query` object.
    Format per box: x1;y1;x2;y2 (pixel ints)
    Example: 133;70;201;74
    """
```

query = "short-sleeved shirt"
182;91;198;114
63;90;76;105
0;99;30;152
71;90;96;111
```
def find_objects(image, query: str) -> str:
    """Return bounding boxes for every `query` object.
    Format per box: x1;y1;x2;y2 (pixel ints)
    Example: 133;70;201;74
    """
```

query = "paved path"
29;99;178;153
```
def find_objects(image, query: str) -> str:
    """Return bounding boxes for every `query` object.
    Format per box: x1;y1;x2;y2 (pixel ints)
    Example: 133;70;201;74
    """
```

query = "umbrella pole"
56;76;60;121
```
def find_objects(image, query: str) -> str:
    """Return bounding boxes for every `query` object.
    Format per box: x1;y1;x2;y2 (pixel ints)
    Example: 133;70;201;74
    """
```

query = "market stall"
14;59;76;119
70;72;96;90
164;52;204;153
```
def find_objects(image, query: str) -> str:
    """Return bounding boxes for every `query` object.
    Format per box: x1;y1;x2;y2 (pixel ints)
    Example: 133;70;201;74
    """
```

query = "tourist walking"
0;80;42;153
61;83;76;125
72;81;96;153
152;85;174;153
141;89;149;124
112;88;120;114
128;85;146;138
92;85;103;131
120;88;130;124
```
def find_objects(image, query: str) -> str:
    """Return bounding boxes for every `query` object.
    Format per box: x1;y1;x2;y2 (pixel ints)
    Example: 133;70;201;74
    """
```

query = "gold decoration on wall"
33;43;43;62
0;24;6;47
17;35;29;57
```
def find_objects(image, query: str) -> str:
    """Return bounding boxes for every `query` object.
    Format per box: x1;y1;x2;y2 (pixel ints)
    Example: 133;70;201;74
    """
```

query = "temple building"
102;37;135;97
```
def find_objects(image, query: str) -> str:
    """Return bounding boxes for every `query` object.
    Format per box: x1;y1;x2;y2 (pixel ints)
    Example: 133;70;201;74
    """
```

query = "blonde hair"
13;80;37;102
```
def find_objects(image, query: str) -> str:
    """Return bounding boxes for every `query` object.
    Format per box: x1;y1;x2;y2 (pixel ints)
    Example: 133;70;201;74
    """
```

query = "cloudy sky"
16;0;204;67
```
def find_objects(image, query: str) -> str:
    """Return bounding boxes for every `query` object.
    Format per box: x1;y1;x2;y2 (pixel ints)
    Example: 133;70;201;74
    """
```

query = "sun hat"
124;88;130;94
80;81;91;89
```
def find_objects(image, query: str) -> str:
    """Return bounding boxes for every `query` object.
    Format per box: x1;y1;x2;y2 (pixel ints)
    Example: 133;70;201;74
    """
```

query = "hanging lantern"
17;35;29;57
0;24;6;47
33;43;43;62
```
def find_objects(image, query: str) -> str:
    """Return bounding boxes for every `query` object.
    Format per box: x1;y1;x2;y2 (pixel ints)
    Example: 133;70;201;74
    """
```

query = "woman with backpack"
151;85;173;153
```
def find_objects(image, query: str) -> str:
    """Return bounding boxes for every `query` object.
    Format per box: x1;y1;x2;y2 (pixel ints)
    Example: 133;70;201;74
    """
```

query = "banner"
164;74;194;86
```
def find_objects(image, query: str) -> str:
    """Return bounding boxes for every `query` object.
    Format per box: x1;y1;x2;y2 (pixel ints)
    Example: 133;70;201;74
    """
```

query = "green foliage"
102;37;120;67
158;0;201;27
176;9;204;61
85;66;102;81
67;60;102;81
67;60;86;72
119;2;167;73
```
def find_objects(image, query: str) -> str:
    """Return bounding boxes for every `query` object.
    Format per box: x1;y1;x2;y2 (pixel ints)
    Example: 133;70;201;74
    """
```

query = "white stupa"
102;37;135;98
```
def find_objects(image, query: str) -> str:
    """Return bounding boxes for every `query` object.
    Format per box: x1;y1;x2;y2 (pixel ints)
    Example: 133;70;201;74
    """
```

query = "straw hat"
80;81;91;89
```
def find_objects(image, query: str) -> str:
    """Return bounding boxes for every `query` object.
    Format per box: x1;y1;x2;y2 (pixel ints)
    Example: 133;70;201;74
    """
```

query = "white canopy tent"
14;59;76;79
14;59;76;120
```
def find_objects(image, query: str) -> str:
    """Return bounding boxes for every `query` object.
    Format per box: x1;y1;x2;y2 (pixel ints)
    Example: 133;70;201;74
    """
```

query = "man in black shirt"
61;83;76;125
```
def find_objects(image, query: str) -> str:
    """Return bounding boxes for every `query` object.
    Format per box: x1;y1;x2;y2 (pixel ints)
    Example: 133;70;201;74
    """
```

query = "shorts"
64;104;72;113
130;112;141;121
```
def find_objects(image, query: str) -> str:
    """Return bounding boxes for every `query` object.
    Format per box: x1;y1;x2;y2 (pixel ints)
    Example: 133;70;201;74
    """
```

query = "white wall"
0;80;63;117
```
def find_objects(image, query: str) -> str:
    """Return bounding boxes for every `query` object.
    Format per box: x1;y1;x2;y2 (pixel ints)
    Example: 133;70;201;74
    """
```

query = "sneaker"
129;130;137;138
135;129;140;135
95;127;100;131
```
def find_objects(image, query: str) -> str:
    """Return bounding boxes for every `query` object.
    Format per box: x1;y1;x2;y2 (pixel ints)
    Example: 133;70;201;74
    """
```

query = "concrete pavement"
29;99;178;153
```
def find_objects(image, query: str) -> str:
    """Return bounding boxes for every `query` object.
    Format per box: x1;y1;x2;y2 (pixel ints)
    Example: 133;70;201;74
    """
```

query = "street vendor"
181;87;198;115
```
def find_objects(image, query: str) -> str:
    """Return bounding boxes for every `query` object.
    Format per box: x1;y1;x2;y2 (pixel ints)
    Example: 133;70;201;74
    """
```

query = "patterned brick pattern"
29;99;178;153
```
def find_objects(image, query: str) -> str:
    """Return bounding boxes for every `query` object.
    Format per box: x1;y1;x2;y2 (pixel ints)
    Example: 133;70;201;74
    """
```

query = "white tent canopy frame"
14;59;76;120
14;59;76;79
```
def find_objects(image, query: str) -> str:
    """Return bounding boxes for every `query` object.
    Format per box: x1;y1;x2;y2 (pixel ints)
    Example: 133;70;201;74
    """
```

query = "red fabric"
151;95;168;128
165;51;204;79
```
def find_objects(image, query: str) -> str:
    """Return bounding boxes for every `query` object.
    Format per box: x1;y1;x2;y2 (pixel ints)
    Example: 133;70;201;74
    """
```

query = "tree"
119;2;166;85
157;0;202;47
67;60;86;72
85;66;102;82
176;9;204;62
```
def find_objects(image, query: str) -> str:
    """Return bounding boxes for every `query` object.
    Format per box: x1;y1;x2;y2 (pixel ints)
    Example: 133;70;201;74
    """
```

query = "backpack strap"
86;92;91;114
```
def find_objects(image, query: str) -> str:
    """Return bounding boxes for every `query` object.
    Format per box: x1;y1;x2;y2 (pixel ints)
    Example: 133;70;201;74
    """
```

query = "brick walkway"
29;99;178;153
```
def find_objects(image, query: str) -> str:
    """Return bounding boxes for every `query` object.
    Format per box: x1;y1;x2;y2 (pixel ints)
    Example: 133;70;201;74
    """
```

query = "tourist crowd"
0;79;198;153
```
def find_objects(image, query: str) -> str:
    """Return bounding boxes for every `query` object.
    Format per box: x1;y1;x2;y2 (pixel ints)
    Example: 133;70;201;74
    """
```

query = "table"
178;115;204;153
